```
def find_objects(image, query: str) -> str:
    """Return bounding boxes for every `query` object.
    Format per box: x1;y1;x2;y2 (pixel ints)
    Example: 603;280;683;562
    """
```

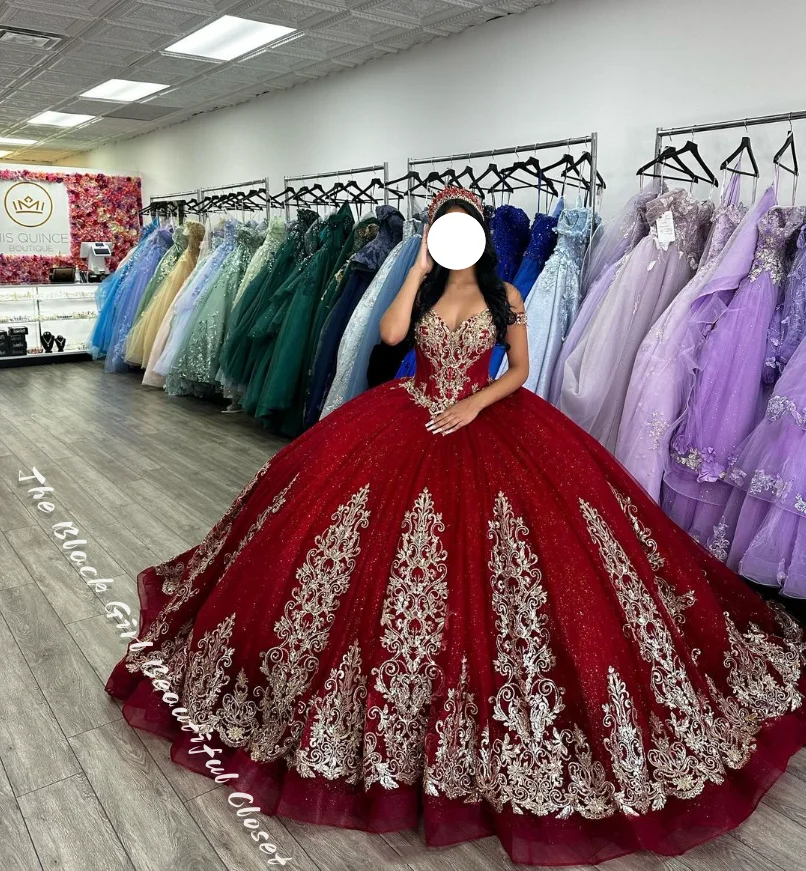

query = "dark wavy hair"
410;199;516;345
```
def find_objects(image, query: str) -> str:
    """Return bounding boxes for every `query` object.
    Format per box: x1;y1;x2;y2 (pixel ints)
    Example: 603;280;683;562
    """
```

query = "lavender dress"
615;181;765;500
719;327;806;596
548;188;656;405
662;205;806;548
556;189;714;452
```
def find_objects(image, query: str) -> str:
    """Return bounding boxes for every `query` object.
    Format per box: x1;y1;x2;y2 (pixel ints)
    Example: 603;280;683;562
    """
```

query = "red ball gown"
108;307;806;867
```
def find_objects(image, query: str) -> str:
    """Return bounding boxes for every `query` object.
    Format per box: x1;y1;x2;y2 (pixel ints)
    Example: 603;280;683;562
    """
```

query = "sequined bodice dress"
108;303;806;868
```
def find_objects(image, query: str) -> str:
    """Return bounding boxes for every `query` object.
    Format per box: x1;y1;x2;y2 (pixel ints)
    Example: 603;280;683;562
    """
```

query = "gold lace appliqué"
249;485;371;762
364;488;449;789
399;309;496;414
294;640;368;783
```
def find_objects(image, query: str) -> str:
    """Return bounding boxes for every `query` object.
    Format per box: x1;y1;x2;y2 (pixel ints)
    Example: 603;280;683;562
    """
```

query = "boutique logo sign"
0;178;71;255
18;466;292;868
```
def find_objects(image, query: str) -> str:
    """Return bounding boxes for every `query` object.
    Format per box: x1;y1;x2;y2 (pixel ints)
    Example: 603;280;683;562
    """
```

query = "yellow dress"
125;221;205;367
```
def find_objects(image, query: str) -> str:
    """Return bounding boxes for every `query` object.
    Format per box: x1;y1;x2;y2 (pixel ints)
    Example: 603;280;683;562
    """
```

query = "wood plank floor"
0;360;805;871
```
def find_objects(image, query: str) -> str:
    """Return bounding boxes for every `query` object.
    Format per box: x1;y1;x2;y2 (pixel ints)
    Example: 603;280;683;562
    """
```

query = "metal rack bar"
200;178;268;193
283;163;389;221
654;110;806;157
407;134;600;245
407;136;596;167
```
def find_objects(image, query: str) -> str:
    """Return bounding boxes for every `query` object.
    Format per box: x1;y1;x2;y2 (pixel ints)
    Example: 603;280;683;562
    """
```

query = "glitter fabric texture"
109;295;806;867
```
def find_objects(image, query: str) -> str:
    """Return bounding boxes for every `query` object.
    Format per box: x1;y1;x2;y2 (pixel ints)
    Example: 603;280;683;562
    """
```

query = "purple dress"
555;189;714;452
615;181;764;500
766;225;806;380
548;188;657;405
662;204;806;548
718;326;806;595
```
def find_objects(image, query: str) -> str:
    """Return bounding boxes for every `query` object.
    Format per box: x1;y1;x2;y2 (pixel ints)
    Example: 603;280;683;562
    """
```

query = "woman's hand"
426;396;481;435
416;226;433;276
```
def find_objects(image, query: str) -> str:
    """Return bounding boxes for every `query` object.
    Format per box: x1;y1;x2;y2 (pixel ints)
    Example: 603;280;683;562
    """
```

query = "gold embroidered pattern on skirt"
183;614;236;728
250;485;371;762
580;498;805;806
474;492;614;819
364;488;448;789
295;640;367;783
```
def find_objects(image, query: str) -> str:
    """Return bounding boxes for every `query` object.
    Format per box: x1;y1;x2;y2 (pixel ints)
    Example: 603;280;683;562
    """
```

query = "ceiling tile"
0;5;88;35
318;13;398;40
135;54;218;81
104;2;210;37
62;39;148;65
371;0;456;19
90;22;171;50
241;0;342;27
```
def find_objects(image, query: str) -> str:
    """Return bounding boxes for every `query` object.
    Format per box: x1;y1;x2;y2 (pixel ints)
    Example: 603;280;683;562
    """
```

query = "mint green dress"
219;210;318;394
165;224;262;397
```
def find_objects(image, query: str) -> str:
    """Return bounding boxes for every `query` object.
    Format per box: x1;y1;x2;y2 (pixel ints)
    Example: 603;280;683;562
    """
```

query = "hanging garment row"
548;114;806;601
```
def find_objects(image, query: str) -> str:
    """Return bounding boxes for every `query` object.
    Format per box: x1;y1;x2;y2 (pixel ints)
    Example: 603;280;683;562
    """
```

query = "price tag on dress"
655;210;676;246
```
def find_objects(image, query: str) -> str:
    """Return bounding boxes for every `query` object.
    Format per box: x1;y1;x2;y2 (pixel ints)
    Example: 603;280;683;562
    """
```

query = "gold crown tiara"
427;186;484;223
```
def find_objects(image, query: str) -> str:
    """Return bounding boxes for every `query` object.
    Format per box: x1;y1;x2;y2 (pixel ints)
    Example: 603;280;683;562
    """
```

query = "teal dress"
245;204;355;420
219;210;317;393
166;224;262;397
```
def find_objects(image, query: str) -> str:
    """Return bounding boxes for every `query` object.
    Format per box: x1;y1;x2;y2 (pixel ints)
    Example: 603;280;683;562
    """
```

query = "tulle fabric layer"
108;382;806;867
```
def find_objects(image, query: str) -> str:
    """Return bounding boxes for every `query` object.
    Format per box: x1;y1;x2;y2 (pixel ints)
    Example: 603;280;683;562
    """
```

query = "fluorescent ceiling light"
81;79;169;102
0;136;37;146
0;150;11;158
27;110;96;127
165;15;295;61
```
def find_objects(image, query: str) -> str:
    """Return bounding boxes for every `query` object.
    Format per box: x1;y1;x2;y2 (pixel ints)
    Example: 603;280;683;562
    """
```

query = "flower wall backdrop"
0;169;142;284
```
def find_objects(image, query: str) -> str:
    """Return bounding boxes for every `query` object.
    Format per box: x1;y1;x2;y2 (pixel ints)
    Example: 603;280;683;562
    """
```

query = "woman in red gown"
108;187;806;867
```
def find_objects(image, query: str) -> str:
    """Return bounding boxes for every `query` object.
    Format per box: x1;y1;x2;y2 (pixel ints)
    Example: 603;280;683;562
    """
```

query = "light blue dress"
497;207;596;397
90;218;159;359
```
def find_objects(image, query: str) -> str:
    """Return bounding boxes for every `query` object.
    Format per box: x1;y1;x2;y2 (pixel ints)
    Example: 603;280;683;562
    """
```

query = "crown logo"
12;195;45;215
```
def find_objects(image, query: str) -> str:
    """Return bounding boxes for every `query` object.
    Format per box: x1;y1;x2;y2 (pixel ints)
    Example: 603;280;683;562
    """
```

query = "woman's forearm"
472;364;528;411
379;266;427;345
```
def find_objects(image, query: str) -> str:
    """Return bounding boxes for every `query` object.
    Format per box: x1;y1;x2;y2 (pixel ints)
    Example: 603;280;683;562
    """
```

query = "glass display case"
0;284;98;364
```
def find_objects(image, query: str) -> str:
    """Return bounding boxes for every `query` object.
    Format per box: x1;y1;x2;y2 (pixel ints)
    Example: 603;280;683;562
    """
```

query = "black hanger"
567;152;606;191
493;157;559;198
637;144;702;184
474;162;514;195
452;164;485;198
720;136;760;179
774;129;799;177
674;140;719;186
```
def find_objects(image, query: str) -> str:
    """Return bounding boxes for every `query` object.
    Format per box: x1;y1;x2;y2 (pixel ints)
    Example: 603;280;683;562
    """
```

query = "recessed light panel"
81;79;169;102
27;111;96;127
165;15;295;61
0;136;37;146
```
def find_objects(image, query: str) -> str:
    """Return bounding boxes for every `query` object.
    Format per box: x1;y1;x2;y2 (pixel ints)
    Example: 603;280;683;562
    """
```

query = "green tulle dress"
219;209;318;394
243;204;355;419
165;224;262;398
277;213;380;436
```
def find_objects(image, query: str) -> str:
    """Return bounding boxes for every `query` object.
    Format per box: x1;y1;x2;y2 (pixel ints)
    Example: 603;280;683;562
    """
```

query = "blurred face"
427;205;485;270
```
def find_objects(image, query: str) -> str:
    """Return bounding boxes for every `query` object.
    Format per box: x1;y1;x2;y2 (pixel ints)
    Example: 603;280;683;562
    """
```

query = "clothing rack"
655;110;806;154
283;163;389;221
407;133;600;246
